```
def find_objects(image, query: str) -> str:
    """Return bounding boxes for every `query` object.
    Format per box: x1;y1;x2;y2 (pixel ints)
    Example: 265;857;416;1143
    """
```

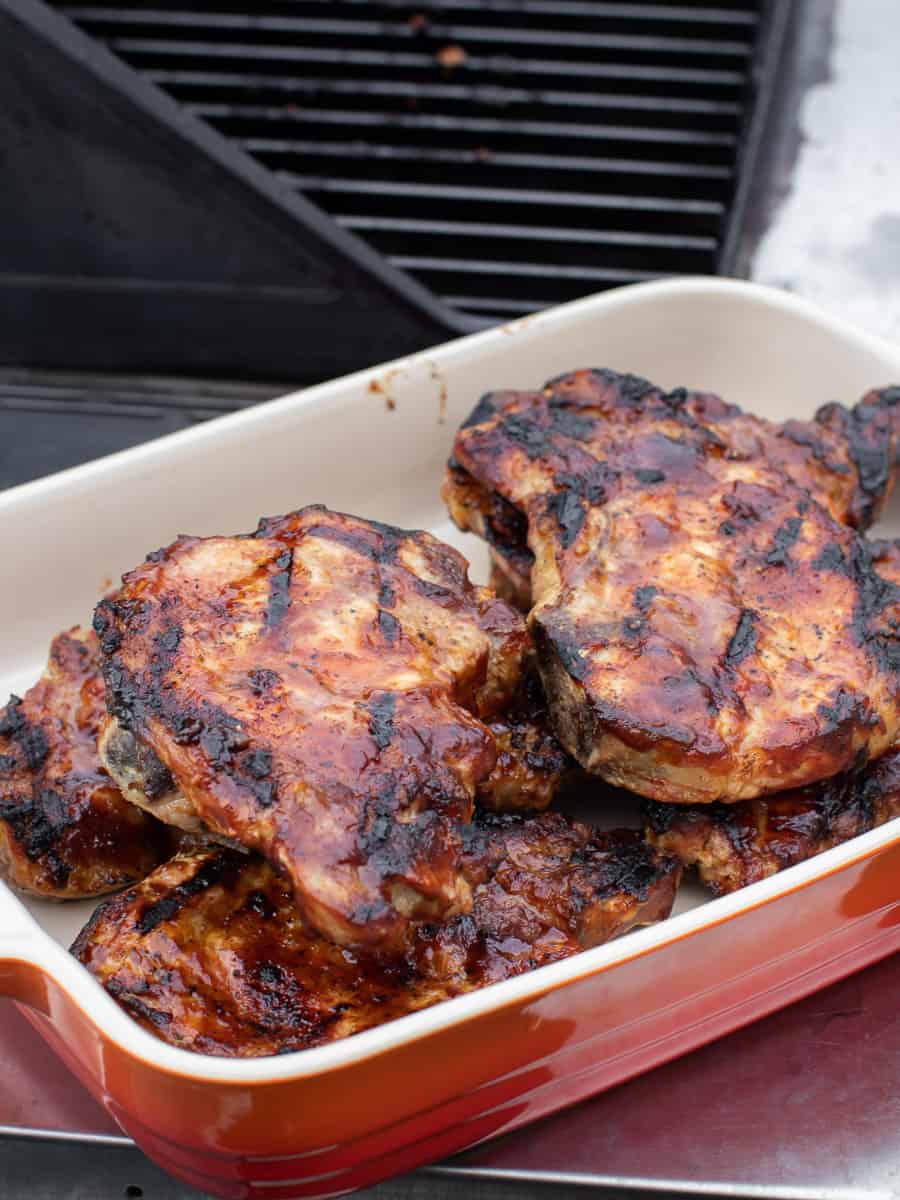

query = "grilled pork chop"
445;370;900;805
0;629;174;898
73;812;680;1056
447;376;900;612
645;538;900;891
644;750;900;895
95;506;531;954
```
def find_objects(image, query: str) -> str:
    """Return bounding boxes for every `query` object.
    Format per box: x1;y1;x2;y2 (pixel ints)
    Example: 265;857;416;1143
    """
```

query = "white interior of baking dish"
3;277;900;1081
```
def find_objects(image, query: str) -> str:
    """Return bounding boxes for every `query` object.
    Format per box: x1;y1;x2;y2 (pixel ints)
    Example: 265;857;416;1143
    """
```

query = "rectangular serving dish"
3;278;900;1200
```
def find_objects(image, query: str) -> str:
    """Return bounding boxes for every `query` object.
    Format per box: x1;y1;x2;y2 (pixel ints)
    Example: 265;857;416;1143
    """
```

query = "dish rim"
3;274;900;1086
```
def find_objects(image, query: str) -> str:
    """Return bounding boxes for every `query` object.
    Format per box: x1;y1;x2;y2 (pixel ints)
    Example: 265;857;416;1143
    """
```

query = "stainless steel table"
4;0;900;1195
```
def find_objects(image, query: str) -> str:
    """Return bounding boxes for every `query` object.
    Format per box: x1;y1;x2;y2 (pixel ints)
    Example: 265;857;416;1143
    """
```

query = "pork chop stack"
445;369;900;806
54;504;679;1054
73;814;679;1056
644;539;900;891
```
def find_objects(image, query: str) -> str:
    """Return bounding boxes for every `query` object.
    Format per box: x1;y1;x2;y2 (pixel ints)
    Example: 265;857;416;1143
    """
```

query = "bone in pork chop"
445;370;900;805
95;506;531;955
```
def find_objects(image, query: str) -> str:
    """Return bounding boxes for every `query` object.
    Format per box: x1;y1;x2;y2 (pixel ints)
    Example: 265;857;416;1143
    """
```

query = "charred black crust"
248;668;280;696
587;828;675;901
812;541;847;574
266;550;293;629
643;799;675;835
243;749;272;780
764;516;803;568
367;692;397;752
816;394;899;527
724;609;758;668
106;983;173;1029
545;407;596;442
842;538;900;671
304;520;406;569
0;698;49;771
135;852;240;934
377;608;401;644
816;686;876;734
544;490;587;549
461;393;498;430
533;620;587;683
0;788;73;885
199;710;249;768
544;464;610;549
633;467;666;484
499;413;558;460
634;586;658;613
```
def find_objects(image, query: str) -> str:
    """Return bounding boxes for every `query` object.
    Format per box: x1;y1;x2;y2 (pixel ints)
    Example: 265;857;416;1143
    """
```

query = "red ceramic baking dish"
3;279;900;1199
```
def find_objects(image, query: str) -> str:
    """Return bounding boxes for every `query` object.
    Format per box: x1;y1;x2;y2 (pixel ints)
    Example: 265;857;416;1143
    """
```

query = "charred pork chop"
95;506;531;954
73;812;679;1056
446;376;900;612
445;370;900;805
0;629;174;898
645;538;900;891
644;750;900;895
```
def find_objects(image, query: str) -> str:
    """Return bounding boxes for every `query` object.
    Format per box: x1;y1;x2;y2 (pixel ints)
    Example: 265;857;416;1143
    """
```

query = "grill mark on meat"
813;541;848;574
461;393;498;430
136;851;238;933
499;413;556;460
724;610;758;668
368;692;396;752
545;465;611;548
633;468;666;484
0;698;49;771
377;608;401;645
545;491;586;549
266;550;293;629
764;516;804;567
94;505;529;954
0;789;72;886
816;686;875;734
75;816;680;1055
107;981;173;1029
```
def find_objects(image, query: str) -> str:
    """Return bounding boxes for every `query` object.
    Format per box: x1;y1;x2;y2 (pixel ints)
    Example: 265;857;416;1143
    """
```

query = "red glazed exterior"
4;832;900;1199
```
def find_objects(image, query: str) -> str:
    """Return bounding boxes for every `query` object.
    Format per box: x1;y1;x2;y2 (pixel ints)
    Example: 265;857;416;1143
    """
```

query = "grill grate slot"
53;0;770;322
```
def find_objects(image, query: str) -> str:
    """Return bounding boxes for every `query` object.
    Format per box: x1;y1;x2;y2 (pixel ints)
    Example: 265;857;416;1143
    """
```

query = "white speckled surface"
752;0;900;342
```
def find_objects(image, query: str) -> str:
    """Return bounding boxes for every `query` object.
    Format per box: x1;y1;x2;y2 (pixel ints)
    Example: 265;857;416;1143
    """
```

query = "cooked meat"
0;628;174;898
446;454;534;613
478;673;575;812
644;538;900;891
445;369;900;805
73;812;680;1056
95;506;530;954
101;681;571;830
446;379;900;613
645;749;900;895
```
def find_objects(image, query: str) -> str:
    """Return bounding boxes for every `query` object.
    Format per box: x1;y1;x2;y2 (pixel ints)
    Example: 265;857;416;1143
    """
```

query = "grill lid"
54;0;773;323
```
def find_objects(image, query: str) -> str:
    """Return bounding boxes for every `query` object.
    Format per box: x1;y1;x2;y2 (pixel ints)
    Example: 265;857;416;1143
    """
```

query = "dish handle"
0;891;51;1009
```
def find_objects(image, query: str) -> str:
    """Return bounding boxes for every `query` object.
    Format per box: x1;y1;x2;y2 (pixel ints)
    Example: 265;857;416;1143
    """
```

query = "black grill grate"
51;1;770;323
